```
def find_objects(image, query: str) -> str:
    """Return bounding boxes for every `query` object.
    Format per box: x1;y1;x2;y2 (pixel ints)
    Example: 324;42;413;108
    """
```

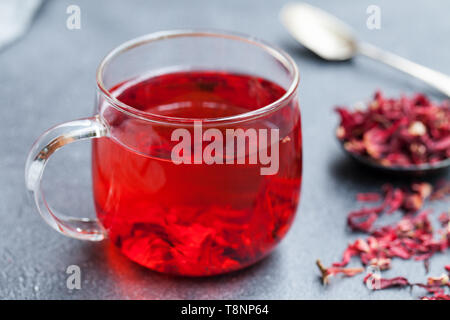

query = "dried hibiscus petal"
364;273;410;290
332;239;370;267
369;258;391;270
385;187;405;213
356;192;381;202
316;260;364;285
427;274;449;287
421;293;450;300
336;92;450;167
387;245;411;260
347;208;381;232
318;181;450;300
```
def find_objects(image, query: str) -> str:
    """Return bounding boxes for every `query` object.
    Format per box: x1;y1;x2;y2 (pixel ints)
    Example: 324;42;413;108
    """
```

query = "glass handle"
25;115;108;241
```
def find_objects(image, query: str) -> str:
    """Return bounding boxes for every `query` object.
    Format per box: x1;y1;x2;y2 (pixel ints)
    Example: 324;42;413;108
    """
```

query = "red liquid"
93;71;302;276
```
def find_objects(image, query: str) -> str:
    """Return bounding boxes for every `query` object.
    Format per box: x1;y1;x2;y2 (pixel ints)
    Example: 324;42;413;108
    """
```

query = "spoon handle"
357;42;450;98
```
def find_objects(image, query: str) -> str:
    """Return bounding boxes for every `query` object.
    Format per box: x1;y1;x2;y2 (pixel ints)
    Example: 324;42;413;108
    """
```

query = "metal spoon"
280;2;450;98
281;2;450;174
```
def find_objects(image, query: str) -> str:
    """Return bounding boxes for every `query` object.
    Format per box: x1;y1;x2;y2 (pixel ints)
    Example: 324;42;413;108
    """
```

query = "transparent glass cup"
25;30;301;276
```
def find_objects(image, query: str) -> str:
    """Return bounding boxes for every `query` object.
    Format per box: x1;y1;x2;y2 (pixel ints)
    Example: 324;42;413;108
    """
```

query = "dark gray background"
1;0;449;299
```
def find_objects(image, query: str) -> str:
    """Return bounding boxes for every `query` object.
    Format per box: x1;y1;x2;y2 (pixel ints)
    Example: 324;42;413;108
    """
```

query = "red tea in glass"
93;71;302;275
25;31;302;276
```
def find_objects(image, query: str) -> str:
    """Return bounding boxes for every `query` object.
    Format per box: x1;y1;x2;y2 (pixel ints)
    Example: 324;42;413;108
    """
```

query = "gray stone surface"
0;0;449;299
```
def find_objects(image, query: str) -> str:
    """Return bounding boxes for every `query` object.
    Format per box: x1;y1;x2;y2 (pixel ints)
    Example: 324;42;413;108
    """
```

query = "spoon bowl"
280;2;357;61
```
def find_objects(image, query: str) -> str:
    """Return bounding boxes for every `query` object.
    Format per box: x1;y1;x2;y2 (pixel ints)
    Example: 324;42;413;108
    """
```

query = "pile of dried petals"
363;270;450;300
336;91;450;167
317;181;450;300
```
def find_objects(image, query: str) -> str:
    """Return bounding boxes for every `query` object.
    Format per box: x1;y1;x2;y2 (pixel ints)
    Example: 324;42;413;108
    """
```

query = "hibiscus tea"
92;70;302;276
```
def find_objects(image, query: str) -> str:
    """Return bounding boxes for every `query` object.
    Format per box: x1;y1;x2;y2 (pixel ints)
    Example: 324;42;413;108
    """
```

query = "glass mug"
25;30;302;276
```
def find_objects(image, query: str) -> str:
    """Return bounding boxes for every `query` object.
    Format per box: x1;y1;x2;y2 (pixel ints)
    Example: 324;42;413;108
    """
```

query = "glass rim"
96;29;300;124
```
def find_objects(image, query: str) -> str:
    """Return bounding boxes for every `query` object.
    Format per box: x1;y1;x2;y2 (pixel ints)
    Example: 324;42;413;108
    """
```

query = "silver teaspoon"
280;2;450;98
281;2;450;174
